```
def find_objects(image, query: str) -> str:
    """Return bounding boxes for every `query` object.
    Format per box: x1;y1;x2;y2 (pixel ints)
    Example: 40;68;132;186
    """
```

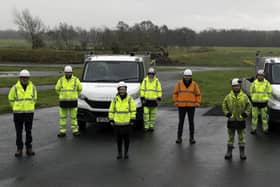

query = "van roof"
86;55;147;62
263;57;280;63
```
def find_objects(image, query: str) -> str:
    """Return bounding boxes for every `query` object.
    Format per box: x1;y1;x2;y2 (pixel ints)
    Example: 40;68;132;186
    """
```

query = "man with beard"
173;69;201;144
223;78;251;160
55;65;82;137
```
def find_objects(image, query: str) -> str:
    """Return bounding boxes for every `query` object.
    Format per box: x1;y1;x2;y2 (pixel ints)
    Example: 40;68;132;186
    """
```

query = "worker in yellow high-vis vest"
109;81;136;160
140;67;162;132
8;69;37;157
250;69;272;135
55;65;82;137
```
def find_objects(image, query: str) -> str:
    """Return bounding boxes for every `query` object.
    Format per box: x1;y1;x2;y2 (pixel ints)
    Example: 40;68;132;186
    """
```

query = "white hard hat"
231;78;241;86
148;67;156;74
117;81;127;89
184;69;192;76
257;69;264;75
19;69;30;77
64;65;73;73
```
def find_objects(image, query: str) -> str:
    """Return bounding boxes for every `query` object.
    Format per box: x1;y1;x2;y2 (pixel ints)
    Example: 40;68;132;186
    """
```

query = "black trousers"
13;113;34;149
114;125;131;154
177;107;195;138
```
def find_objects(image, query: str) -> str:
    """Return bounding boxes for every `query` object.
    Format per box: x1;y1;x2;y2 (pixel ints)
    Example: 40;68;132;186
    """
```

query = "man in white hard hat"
173;68;201;144
109;81;136;160
55;65;82;137
140;67;162;132
250;69;272;135
223;78;251;160
8;69;37;157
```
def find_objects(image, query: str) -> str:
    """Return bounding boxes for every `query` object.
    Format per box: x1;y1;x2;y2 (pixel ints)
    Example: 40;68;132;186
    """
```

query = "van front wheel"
78;120;87;131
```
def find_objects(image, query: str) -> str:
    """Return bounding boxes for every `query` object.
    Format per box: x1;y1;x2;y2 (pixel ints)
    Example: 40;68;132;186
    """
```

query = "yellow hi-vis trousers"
59;107;79;133
251;106;268;132
144;106;157;129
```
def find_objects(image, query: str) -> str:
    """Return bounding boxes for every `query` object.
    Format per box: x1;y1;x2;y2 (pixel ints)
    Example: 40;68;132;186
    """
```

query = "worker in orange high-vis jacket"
173;69;201;144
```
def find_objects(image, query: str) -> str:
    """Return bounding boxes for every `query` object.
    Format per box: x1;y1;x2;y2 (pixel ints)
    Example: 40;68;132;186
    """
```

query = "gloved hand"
140;97;145;104
130;120;136;126
226;113;232;118
110;120;114;126
241;112;248;118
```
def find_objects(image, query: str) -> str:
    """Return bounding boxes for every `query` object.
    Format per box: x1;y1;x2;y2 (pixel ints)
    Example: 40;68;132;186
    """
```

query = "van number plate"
96;117;109;123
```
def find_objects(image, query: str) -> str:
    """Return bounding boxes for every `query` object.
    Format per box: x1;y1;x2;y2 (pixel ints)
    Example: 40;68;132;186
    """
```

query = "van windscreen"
83;61;140;82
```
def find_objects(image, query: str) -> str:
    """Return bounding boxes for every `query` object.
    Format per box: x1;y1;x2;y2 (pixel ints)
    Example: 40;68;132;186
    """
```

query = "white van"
77;54;151;130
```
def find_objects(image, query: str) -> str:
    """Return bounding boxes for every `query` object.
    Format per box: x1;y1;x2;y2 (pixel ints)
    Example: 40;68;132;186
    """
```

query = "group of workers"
7;65;271;161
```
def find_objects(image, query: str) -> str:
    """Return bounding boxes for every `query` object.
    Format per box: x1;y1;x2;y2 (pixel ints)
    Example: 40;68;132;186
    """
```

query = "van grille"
86;100;111;109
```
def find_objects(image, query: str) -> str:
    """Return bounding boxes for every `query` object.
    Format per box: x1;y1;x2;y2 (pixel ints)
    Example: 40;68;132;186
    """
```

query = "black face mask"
183;78;192;87
119;93;127;99
65;74;72;79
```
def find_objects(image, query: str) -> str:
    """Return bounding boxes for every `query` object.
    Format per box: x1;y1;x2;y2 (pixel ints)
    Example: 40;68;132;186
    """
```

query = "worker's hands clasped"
226;113;232;118
241;112;248;119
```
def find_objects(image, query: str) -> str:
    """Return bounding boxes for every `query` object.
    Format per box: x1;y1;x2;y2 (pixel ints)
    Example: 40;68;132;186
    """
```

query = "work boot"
176;137;182;144
26;148;35;156
250;130;256;135
124;152;129;160
57;132;66;138
116;153;122;160
189;134;196;144
14;149;23;157
224;145;233;160
149;128;154;132
239;146;247;160
73;131;80;137
264;130;269;135
189;138;196;144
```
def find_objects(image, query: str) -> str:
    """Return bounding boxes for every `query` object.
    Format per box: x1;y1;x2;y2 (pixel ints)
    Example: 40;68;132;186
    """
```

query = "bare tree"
14;9;45;49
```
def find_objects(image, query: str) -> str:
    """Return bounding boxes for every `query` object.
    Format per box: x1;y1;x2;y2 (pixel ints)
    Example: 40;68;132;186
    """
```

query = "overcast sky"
1;0;280;31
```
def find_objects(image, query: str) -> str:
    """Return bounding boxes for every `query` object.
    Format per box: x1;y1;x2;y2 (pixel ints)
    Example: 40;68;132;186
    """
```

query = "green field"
161;69;254;107
0;39;31;48
168;47;280;67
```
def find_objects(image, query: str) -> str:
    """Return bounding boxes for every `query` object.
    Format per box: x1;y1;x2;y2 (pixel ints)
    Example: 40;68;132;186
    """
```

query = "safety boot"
224;145;233;160
14;149;23;157
189;134;196;144
176;137;182;144
116;152;122;160
57;132;66;138
73;131;80;137
26;148;35;156
239;146;247;160
124;152;129;160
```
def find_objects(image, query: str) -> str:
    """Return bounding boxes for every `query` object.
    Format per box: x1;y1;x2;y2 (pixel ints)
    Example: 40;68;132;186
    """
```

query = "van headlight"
79;93;88;100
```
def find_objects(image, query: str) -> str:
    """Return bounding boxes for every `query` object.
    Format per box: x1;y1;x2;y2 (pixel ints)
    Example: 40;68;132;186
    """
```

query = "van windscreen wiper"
116;77;138;82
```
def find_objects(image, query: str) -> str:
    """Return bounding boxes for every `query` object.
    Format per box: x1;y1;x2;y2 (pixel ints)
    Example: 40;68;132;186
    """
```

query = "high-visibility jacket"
250;79;272;103
109;95;136;126
140;76;162;100
173;80;201;107
223;90;251;121
8;81;37;113
55;75;82;104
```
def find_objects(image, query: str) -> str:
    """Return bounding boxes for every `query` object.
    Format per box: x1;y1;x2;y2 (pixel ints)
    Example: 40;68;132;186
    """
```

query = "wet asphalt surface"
1;107;280;187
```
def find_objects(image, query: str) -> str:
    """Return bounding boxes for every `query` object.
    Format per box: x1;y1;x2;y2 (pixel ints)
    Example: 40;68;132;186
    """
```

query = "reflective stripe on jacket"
222;90;251;121
173;80;201;107
8;81;37;113
108;95;136;126
140;76;162;100
55;75;82;101
250;79;272;103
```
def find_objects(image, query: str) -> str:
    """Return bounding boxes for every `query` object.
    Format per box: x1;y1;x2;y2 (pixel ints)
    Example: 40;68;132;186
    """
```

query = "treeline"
4;18;280;50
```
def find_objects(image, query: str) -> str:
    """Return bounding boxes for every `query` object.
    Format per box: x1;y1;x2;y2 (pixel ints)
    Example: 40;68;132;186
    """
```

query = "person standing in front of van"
223;78;251;160
109;81;136;160
173;69;201;144
55;65;82;137
250;69;272;135
140;67;162;132
250;69;272;134
8;70;37;157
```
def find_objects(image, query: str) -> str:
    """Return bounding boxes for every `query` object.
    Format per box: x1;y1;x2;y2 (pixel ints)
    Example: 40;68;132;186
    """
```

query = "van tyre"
78;121;86;131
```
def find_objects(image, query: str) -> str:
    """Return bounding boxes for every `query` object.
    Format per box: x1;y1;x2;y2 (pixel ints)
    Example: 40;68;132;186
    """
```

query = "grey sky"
1;0;280;31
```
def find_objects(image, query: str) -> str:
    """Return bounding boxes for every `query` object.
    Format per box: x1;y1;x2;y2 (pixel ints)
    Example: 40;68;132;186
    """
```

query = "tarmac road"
0;107;280;187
